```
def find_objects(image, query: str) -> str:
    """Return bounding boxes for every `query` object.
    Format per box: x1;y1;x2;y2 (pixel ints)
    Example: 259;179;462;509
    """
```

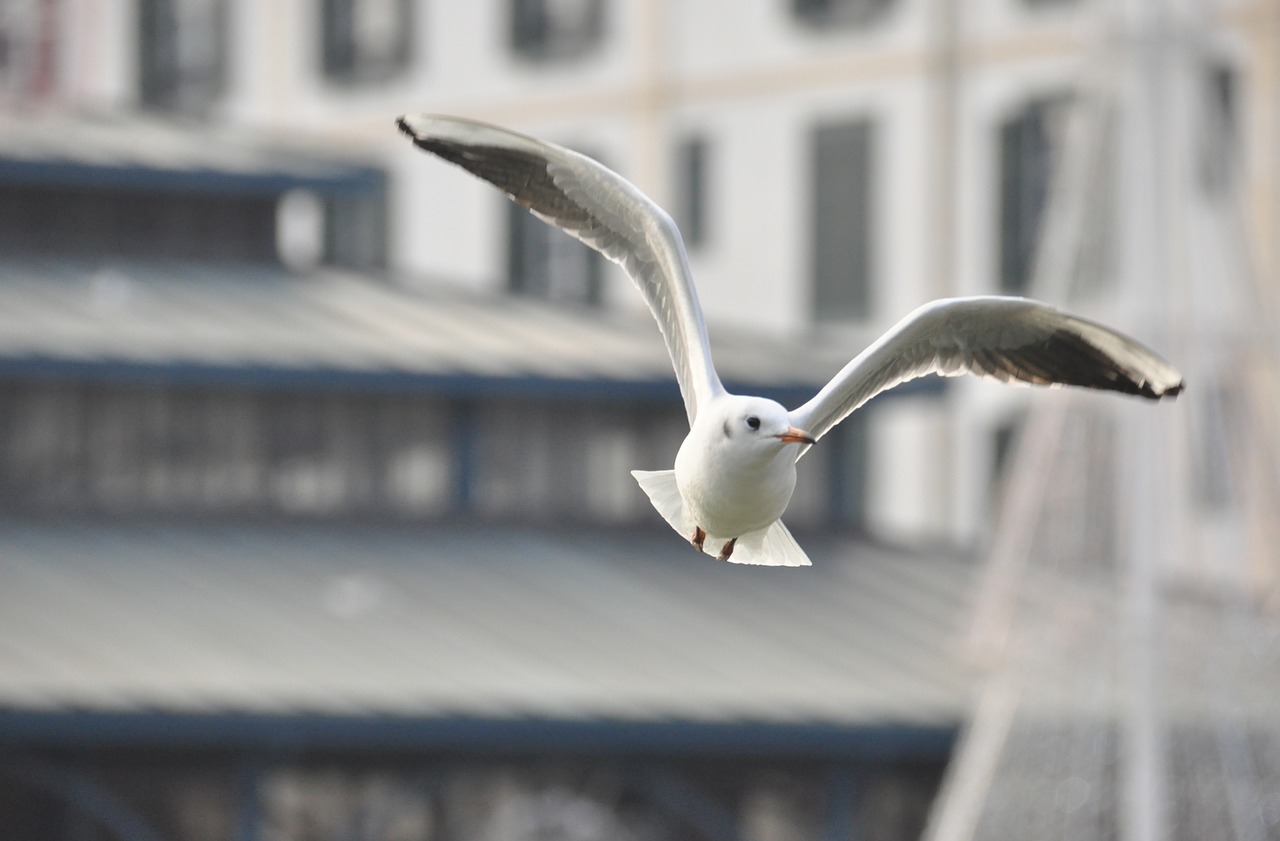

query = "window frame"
320;0;415;85
138;0;229;114
510;0;605;62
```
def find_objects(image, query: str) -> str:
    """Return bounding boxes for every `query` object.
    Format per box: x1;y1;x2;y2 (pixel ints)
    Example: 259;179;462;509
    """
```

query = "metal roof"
0;259;939;404
0;112;384;196
0;522;974;755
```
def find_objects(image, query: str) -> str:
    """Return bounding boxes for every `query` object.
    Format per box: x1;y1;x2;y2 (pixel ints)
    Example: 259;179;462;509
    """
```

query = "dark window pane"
1193;382;1239;510
0;181;385;269
811;118;875;321
990;413;1024;508
998;95;1068;294
139;0;227;113
506;163;602;306
674;136;709;248
0;185;277;262
793;0;893;28
324;192;389;270
1200;62;1237;194
828;413;868;531
322;0;414;83
511;0;604;61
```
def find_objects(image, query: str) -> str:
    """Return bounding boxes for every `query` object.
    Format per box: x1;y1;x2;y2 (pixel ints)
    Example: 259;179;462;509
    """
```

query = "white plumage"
398;114;1184;567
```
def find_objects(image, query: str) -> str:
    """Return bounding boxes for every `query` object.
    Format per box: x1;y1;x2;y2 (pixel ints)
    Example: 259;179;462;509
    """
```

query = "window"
1200;62;1237;195
811;118;876;322
0;755;950;841
324;192;389;270
793;0;893;29
471;400;681;523
990;414;1023;505
321;0;414;83
0;383;456;519
0;185;278;262
507;197;603;306
0;178;387;269
998;95;1068;294
827;414;868;531
511;0;604;61
673;136;709;249
139;0;227;113
1193;382;1240;511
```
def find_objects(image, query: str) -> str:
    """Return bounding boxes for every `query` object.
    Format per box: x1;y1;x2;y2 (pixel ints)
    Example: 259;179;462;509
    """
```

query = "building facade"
6;0;1273;543
0;2;1274;838
0;5;982;840
11;0;1274;542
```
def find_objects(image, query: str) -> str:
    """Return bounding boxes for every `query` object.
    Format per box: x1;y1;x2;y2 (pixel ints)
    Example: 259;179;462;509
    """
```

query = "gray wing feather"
789;297;1184;448
397;114;724;426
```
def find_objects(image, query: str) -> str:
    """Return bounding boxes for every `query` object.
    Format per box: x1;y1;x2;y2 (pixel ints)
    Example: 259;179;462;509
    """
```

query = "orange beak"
775;426;816;445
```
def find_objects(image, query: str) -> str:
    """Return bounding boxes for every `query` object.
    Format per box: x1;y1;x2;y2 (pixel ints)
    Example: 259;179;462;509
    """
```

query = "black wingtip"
396;116;442;157
1134;376;1184;400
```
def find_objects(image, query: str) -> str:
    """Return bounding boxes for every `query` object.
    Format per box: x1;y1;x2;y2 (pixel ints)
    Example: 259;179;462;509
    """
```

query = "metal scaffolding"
925;0;1280;839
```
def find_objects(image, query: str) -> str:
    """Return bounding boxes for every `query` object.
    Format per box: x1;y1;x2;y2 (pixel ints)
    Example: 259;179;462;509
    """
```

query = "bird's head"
708;396;815;460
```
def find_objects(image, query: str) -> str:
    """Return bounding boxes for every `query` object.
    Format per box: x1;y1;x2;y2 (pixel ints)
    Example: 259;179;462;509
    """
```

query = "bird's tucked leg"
717;538;738;562
691;526;707;552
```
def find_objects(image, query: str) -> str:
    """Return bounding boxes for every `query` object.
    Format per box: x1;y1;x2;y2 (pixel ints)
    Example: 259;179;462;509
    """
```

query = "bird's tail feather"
630;469;695;539
730;520;812;567
630;470;813;567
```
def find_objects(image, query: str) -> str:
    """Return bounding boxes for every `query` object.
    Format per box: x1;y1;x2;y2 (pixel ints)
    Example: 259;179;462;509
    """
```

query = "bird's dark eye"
746;416;761;431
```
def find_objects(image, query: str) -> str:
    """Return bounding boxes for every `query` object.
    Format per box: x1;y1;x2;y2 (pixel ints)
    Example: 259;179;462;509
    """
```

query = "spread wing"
789;296;1184;447
397;114;725;426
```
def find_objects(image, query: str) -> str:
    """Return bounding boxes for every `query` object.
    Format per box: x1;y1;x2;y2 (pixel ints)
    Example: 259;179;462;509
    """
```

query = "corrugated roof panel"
0;522;975;729
0;260;913;401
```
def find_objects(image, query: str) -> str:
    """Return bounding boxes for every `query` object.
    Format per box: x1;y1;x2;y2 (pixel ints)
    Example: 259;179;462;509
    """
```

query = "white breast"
673;430;798;539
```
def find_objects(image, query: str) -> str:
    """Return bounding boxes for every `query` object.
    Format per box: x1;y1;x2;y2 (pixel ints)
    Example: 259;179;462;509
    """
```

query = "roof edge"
0;711;958;760
0;355;944;404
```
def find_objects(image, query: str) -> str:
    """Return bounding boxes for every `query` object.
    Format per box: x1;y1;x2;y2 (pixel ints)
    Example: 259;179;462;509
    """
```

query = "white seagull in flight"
397;115;1184;568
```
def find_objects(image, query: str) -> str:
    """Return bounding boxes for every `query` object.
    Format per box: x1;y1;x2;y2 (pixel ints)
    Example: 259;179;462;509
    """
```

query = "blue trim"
0;712;958;761
0;355;945;406
0;159;386;197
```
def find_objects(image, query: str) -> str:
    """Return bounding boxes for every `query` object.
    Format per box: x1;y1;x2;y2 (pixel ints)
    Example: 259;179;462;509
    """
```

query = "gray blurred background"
0;1;1276;840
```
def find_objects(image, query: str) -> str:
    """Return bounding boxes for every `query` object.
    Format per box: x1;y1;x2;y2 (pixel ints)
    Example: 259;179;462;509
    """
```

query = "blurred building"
1;1;1276;840
0;3;969;840
11;0;1275;540
0;112;967;838
0;109;961;839
0;104;967;838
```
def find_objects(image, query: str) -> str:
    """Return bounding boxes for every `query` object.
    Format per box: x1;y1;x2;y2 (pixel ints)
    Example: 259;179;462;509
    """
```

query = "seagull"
396;114;1184;567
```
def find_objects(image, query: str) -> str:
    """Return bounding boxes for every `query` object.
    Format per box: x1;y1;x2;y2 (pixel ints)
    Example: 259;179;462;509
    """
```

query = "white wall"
57;0;136;109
